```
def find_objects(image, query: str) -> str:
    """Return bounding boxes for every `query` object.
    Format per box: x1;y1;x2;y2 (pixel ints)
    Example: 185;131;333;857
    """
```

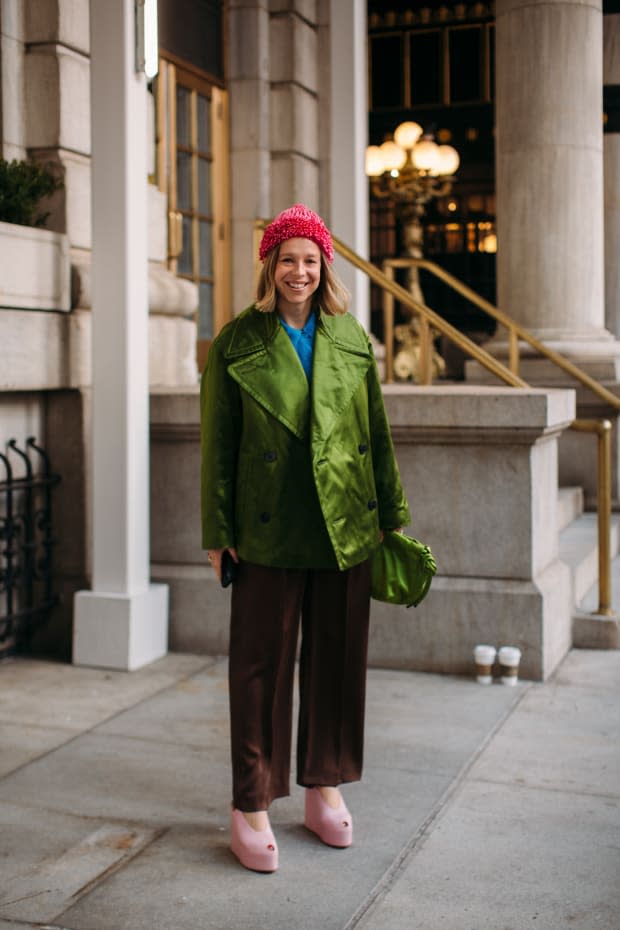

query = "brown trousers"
229;558;371;812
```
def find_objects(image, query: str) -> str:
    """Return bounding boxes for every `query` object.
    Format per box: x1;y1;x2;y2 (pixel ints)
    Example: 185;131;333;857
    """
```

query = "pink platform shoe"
304;788;353;848
230;808;279;872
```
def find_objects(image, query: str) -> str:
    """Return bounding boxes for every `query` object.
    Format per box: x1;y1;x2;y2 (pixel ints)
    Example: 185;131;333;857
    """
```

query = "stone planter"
0;220;70;311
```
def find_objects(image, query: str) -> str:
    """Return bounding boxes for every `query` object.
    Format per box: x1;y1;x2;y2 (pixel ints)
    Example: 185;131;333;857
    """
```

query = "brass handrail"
402;256;620;411
329;235;528;389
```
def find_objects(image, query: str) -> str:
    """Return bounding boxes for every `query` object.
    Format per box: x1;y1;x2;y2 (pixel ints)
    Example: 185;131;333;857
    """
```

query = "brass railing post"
417;316;432;385
570;419;614;616
508;327;520;377
597;421;613;615
383;267;395;384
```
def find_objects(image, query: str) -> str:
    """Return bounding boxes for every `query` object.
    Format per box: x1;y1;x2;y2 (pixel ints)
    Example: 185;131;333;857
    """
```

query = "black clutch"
221;550;239;588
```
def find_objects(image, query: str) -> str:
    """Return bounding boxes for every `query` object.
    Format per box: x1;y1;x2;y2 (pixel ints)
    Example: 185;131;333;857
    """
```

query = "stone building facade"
1;0;619;676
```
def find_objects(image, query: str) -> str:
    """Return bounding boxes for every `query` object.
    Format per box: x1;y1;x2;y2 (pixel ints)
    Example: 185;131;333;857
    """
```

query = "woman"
200;204;410;872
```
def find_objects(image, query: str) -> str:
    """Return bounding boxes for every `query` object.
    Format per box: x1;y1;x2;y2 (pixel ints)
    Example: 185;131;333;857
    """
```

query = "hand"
207;547;239;582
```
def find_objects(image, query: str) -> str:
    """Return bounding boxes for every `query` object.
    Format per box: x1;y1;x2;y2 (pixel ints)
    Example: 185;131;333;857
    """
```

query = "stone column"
495;0;617;365
73;0;168;670
604;12;620;339
228;0;271;312
269;3;320;212
1;0;27;161
230;0;322;313
325;0;369;329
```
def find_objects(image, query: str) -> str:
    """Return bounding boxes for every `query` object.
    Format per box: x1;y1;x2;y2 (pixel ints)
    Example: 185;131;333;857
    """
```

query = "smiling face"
273;237;321;322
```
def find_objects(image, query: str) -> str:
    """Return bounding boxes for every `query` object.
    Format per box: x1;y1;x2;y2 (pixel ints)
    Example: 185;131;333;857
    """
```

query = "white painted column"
73;0;168;670
495;0;615;358
329;0;369;330
604;13;620;339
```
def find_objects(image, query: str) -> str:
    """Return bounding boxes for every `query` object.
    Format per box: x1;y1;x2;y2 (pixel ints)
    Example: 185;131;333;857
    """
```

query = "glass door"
155;56;231;371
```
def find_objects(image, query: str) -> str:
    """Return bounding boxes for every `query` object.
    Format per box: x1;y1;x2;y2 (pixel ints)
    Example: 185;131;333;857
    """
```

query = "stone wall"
150;384;576;681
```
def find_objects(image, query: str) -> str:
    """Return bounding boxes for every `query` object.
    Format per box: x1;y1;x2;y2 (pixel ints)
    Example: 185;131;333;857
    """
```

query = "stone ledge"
0;310;198;390
72;258;198;316
392;426;565;446
383;385;576;432
572;611;620;649
0;221;70;311
150;388;200;425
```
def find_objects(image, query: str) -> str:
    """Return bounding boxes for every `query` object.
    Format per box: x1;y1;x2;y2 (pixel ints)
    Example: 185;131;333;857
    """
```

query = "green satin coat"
200;305;411;571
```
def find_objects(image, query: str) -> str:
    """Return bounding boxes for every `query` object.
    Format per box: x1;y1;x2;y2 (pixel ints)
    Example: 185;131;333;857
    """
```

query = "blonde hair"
255;246;349;316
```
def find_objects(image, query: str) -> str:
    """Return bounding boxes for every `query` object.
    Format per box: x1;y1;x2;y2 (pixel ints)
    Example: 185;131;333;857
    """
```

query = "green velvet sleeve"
200;337;242;550
366;341;411;532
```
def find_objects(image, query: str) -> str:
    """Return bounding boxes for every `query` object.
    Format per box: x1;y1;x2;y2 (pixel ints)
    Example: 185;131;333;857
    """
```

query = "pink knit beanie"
259;203;334;263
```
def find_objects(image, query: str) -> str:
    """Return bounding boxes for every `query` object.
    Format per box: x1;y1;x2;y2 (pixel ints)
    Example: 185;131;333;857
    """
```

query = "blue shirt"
279;310;317;382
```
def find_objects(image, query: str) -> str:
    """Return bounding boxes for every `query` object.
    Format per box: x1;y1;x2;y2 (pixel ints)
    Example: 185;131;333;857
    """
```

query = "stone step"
557;486;584;532
559;512;620;607
573;552;620;649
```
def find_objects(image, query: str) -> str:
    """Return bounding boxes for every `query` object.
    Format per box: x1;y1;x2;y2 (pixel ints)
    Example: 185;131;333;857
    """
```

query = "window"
369;20;495;109
448;27;482;103
370;35;404;108
410;31;442;106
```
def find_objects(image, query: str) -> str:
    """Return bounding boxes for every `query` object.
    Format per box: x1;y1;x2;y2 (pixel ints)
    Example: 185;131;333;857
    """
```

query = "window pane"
410;31;441;106
198;157;211;215
176;85;191;146
177;151;192;211
159;0;224;80
197;94;211;153
488;25;495;101
199;221;213;276
178;215;193;275
198;282;214;340
371;36;403;108
449;27;482;103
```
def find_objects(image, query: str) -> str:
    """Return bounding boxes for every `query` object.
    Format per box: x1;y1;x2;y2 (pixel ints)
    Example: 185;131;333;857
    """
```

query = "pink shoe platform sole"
230;808;279;872
304;788;353;848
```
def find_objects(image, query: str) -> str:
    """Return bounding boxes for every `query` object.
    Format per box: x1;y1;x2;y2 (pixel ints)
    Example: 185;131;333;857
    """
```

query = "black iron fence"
0;438;60;658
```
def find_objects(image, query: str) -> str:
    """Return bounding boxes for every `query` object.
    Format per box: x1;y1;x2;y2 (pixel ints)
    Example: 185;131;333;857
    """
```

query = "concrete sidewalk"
0;649;618;930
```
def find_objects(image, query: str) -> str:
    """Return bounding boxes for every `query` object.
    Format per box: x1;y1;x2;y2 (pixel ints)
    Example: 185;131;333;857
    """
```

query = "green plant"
0;158;63;228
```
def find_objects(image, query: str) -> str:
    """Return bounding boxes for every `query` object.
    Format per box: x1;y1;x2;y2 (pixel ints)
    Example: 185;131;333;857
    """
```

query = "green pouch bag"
370;531;437;608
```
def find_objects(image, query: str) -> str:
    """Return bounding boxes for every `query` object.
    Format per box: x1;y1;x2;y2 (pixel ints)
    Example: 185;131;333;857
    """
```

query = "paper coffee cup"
474;644;496;684
498;646;521;685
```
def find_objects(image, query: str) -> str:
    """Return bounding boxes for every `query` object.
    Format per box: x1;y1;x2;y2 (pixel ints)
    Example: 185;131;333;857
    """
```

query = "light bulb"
412;138;441;173
365;145;385;177
436;145;460;176
394;121;423;150
379;140;407;172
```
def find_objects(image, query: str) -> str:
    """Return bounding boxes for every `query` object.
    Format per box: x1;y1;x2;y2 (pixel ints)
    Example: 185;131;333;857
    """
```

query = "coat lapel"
311;312;372;445
226;309;310;440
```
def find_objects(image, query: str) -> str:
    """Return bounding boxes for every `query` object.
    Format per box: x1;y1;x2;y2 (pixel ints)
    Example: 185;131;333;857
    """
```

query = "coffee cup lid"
498;646;521;664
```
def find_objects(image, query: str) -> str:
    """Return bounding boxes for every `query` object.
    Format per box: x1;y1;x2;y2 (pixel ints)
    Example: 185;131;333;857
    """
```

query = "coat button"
358;443;368;454
263;451;277;462
260;511;271;523
367;499;378;511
